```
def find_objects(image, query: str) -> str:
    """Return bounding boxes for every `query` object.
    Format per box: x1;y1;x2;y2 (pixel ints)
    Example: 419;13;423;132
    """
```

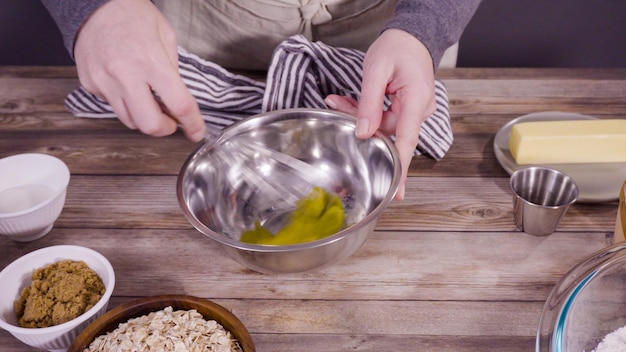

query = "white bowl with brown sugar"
0;245;115;352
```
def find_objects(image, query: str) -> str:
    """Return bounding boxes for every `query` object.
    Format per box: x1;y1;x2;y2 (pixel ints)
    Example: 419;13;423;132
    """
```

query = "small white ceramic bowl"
0;153;70;241
0;245;115;352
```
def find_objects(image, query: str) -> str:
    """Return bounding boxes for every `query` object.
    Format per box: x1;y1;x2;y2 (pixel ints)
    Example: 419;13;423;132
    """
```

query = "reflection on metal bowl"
177;108;400;274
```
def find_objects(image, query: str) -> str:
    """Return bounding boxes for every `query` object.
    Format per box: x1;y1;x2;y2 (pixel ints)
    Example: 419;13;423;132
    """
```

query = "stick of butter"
509;119;626;165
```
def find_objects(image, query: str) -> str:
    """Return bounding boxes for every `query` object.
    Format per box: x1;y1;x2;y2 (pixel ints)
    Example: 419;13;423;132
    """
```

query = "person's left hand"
324;29;437;200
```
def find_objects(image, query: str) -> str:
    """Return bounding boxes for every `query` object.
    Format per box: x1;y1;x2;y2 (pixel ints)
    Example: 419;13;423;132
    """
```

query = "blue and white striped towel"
65;35;453;159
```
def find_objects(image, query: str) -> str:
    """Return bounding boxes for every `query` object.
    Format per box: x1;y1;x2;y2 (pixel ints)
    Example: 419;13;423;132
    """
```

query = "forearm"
383;0;482;70
41;0;109;59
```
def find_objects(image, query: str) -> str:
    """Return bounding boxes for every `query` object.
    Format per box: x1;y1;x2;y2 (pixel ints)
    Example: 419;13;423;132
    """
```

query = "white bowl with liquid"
0;153;70;241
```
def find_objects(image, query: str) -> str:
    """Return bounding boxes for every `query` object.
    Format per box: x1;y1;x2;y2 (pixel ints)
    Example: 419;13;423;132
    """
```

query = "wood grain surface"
1;67;624;352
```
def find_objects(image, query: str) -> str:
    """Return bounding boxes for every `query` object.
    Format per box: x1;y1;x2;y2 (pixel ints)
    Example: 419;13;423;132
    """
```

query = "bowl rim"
509;166;579;209
535;241;626;352
0;245;115;335
176;108;401;252
0;153;70;219
67;294;256;352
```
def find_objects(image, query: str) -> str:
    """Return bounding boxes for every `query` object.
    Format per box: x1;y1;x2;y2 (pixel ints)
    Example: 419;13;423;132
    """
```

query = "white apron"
154;0;397;70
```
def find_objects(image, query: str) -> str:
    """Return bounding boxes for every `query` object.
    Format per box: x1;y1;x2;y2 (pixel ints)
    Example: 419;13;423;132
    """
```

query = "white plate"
494;111;626;203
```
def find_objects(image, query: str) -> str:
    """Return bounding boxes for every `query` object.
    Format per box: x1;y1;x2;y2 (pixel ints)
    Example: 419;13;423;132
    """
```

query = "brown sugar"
14;260;105;328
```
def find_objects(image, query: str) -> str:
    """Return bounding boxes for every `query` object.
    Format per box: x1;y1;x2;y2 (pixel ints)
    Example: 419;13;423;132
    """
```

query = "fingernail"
324;97;337;110
190;127;205;142
356;119;370;138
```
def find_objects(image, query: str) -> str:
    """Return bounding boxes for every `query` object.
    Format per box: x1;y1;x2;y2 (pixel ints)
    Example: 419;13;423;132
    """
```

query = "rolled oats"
84;306;243;352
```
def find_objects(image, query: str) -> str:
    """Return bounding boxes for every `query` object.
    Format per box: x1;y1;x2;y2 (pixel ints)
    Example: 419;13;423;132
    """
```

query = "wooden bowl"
67;294;255;352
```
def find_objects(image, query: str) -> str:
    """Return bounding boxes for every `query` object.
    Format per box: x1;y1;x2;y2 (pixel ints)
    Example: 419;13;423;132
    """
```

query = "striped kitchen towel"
65;34;453;159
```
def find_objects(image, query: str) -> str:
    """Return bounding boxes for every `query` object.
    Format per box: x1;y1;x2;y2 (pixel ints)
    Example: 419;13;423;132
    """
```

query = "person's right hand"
73;0;205;142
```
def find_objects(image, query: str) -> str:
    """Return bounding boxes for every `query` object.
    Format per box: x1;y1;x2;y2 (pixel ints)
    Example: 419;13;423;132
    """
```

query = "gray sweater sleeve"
41;0;109;59
383;0;482;70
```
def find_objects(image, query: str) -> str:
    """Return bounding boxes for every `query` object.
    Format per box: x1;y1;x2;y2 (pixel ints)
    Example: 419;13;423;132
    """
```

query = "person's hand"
73;0;205;142
324;29;437;200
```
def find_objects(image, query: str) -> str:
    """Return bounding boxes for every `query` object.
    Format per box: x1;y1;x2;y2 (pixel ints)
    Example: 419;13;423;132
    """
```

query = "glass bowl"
537;241;626;352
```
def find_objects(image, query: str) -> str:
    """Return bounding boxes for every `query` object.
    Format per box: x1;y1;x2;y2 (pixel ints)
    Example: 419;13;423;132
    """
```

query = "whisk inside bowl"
205;126;335;208
206;133;330;208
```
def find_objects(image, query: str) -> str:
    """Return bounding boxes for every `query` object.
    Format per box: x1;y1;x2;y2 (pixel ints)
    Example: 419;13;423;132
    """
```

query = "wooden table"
2;67;625;351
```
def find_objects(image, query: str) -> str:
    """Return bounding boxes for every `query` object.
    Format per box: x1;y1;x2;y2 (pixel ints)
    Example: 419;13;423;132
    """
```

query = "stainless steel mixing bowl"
177;108;400;274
